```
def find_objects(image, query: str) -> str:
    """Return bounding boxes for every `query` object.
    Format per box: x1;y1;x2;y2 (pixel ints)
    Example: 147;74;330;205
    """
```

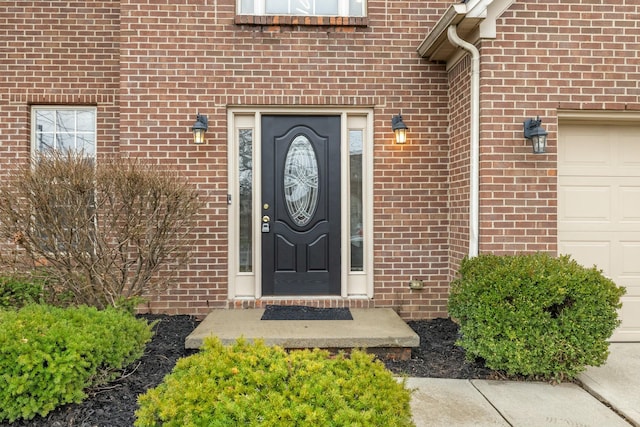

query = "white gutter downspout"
447;24;480;258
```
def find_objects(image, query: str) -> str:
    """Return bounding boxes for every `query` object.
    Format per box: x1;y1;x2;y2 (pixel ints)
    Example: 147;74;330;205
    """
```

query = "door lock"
261;215;271;233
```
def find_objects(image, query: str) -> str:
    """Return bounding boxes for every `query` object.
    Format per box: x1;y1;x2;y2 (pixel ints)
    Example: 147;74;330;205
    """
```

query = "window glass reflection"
240;0;254;13
239;129;253;273
265;0;287;14
349;129;363;271
349;0;364;16
314;0;338;15
34;108;95;155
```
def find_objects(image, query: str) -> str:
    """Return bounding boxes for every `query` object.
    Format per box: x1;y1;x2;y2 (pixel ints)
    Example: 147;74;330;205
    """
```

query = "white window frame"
31;106;97;157
237;0;366;17
30;106;98;255
227;108;374;301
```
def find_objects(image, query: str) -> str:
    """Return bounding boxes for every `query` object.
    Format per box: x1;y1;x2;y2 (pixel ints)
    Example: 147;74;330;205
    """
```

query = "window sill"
235;15;368;27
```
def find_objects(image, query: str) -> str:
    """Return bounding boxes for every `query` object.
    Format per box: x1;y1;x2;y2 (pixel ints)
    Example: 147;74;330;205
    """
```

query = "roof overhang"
418;0;515;64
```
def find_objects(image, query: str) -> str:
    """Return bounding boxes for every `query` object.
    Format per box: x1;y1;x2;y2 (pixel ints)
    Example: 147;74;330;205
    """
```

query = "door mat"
261;305;353;321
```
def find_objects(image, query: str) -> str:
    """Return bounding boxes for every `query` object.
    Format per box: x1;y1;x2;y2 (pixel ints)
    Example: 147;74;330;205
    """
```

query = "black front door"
261;115;341;295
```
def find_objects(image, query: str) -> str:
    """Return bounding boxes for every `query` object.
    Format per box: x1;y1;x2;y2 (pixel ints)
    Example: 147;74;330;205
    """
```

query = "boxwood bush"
0;305;154;422
135;338;414;427
448;253;625;381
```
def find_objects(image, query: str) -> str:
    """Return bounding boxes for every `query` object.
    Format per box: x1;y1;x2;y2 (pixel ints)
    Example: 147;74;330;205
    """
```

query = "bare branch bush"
0;151;203;309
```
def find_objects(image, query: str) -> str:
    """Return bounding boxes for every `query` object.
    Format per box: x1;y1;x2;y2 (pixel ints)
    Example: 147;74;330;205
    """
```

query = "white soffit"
418;0;515;63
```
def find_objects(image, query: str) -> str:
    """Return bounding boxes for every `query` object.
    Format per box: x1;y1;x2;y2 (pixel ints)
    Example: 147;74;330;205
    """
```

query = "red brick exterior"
447;55;473;281
1;1;639;319
476;1;640;255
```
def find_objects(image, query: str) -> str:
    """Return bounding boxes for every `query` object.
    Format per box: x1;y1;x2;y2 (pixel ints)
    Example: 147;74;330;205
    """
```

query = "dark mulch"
384;318;495;379
2;315;494;427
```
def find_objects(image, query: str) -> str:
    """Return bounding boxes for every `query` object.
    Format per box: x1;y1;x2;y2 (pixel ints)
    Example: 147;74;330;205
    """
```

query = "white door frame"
227;107;374;301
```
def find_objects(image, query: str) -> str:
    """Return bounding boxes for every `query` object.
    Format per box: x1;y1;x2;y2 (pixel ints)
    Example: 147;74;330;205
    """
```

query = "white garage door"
558;121;640;342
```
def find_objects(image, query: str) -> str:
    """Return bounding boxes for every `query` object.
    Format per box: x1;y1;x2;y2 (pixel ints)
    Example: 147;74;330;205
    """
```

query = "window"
238;0;365;16
349;129;363;272
32;107;96;157
238;128;253;273
31;106;97;254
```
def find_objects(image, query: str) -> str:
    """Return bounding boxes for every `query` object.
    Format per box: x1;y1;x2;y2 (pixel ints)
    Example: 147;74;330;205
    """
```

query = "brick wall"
117;0;455;318
447;55;472;290
0;1;120;164
477;0;640;255
5;1;635;320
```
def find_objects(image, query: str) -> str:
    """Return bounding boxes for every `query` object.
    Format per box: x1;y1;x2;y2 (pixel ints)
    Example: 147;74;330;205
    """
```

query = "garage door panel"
619;242;640;278
620;187;640;222
559;121;640;341
559;185;610;222
561;125;640;176
558;239;610;273
611;298;640;342
559;126;612;171
559;182;640;230
617;128;640;169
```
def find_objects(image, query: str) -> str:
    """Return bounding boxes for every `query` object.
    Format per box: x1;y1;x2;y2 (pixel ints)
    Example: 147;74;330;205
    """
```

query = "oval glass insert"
284;135;319;227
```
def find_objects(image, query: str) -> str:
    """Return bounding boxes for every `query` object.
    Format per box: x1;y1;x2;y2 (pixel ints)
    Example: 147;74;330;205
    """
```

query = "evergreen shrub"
0;305;154;422
0;275;44;309
135;338;414;427
448;253;625;381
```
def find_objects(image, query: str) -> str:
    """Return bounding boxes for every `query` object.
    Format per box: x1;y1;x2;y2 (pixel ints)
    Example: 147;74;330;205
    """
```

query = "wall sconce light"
523;116;548;154
191;113;208;144
392;114;408;144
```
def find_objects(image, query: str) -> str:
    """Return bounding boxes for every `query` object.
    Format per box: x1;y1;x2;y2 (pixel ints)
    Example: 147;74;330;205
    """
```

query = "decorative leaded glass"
349;129;364;271
238;129;253;272
284;135;318;226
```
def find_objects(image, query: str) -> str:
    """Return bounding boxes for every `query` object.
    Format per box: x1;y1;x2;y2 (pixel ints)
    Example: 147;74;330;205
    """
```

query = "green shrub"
135;338;414;427
0;275;44;309
448;253;625;382
0;305;154;422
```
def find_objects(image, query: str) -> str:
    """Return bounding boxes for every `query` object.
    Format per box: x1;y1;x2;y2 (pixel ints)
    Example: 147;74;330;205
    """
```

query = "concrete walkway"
408;343;640;427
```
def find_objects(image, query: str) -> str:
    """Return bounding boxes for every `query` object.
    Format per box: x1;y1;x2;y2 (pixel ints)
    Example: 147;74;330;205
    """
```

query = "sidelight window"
238;128;253;273
349;129;363;272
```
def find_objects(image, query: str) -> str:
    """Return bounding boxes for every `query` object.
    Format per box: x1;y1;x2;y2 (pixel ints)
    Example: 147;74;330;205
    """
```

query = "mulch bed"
1;315;494;427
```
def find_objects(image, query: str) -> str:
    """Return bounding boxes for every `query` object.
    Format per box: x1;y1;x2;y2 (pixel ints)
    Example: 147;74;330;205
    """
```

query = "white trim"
417;0;516;63
227;107;374;301
480;0;516;39
340;112;349;298
237;0;366;17
253;111;263;298
31;105;97;157
558;110;640;124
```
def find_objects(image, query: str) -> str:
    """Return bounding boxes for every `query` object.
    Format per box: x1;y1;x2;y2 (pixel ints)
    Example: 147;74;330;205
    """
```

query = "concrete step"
185;308;420;360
